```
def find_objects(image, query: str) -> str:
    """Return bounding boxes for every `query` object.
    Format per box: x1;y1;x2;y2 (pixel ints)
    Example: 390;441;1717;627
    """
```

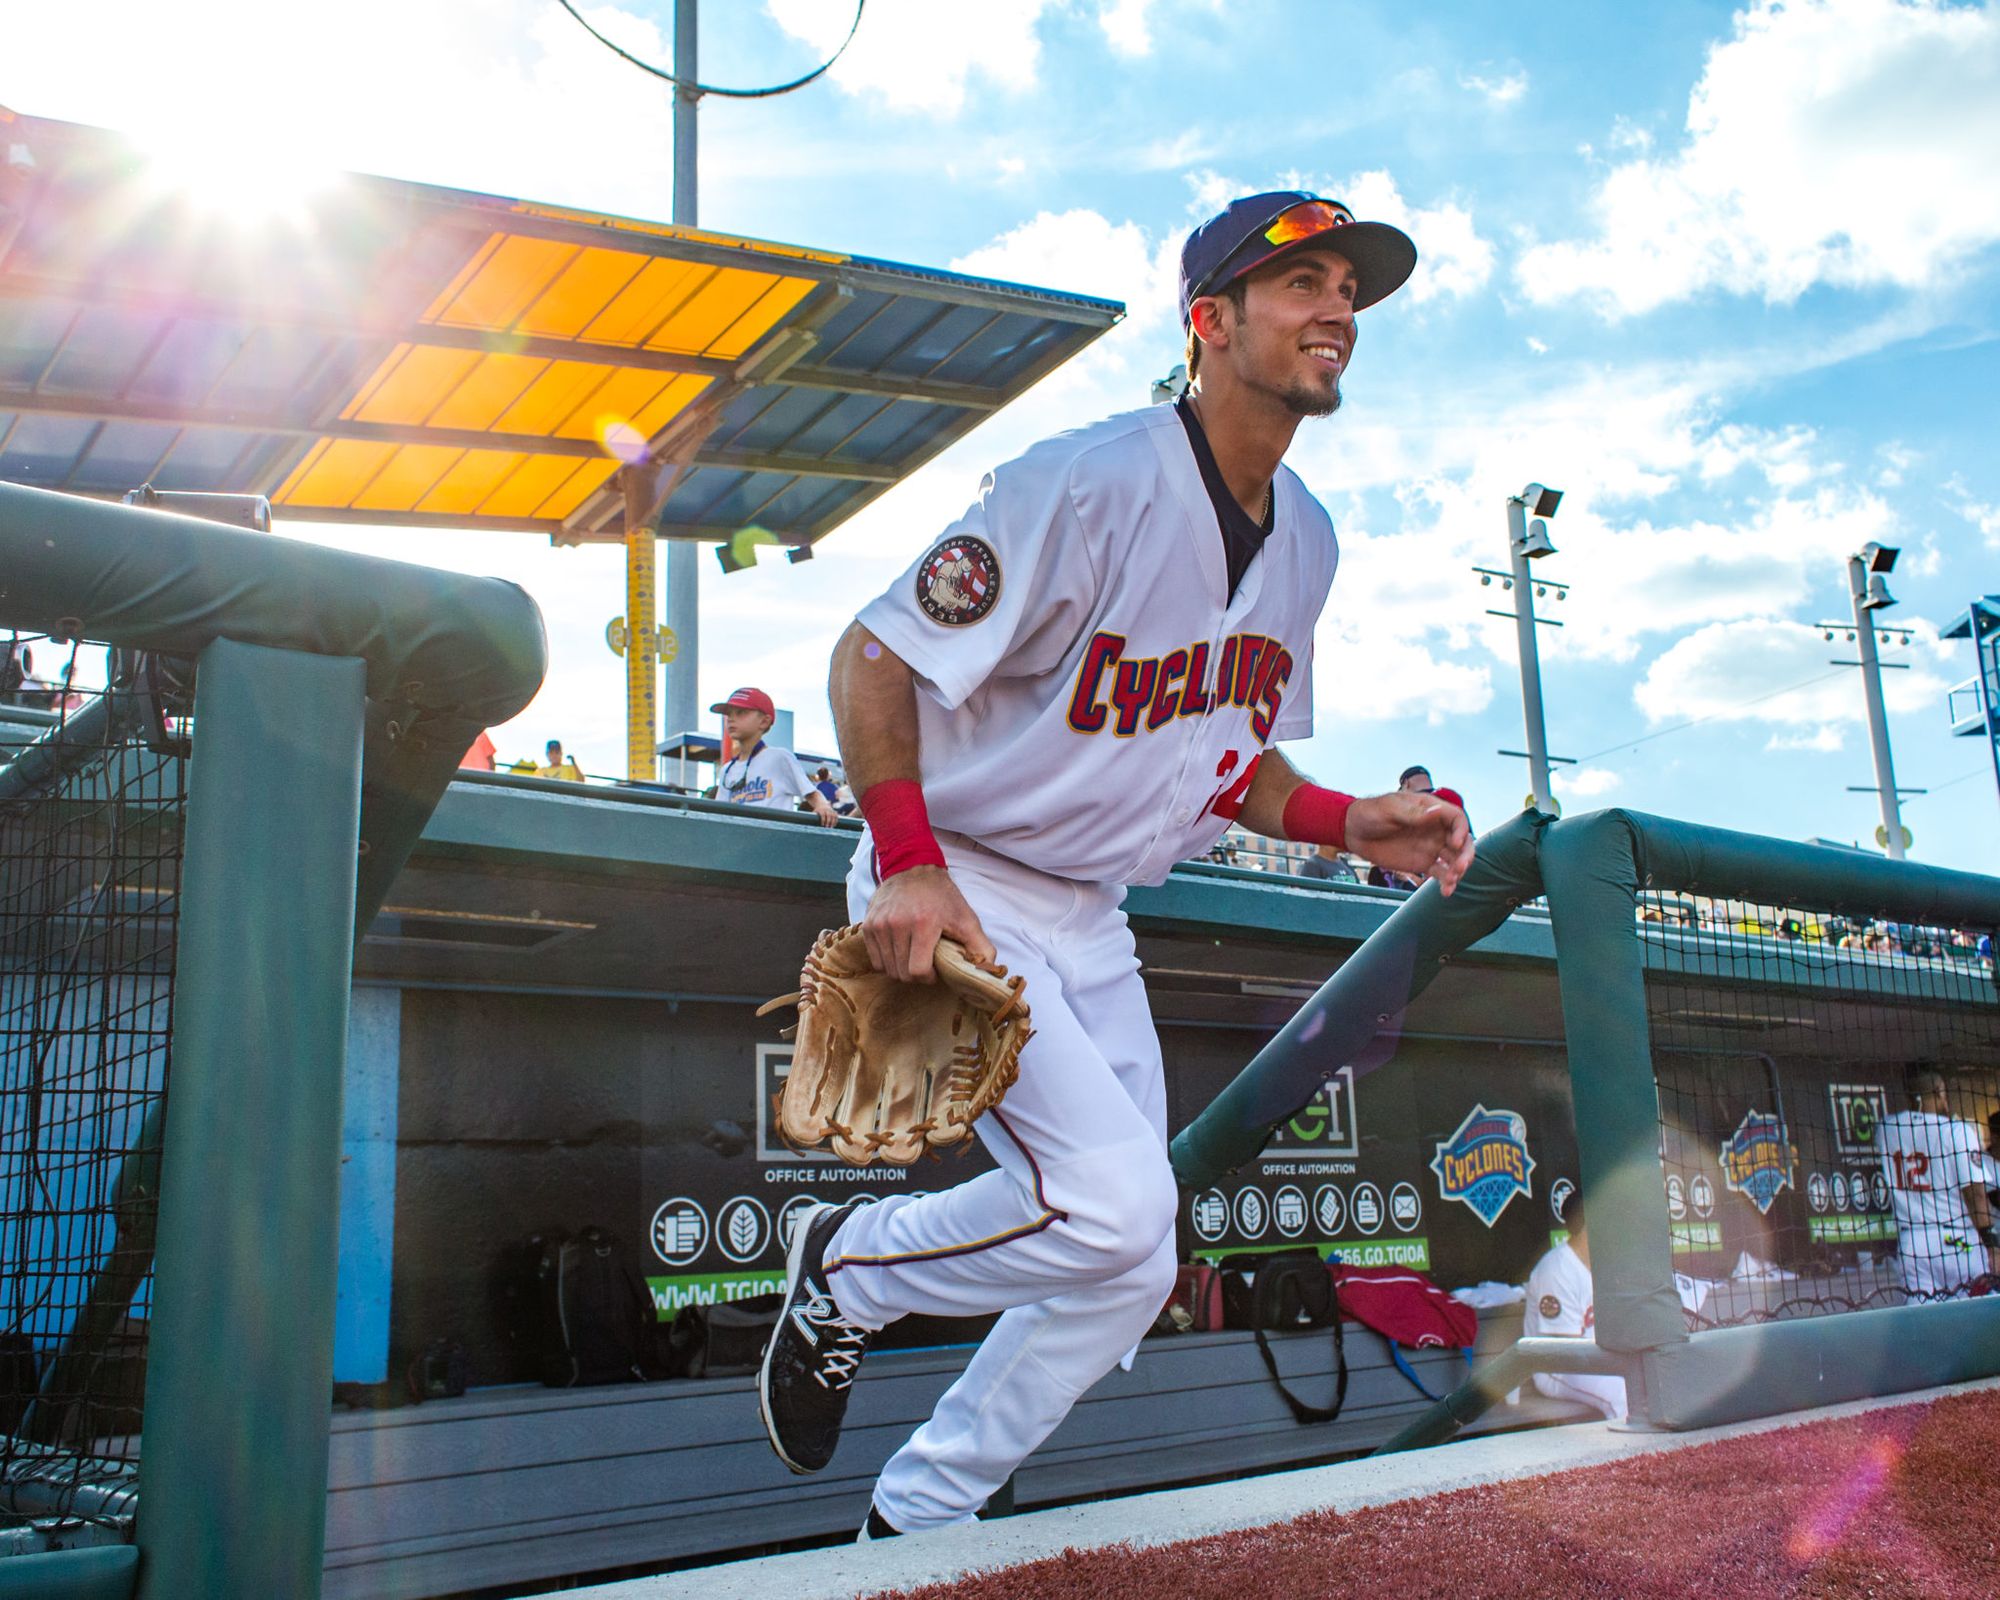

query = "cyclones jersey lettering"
852;406;1339;886
1066;631;1295;742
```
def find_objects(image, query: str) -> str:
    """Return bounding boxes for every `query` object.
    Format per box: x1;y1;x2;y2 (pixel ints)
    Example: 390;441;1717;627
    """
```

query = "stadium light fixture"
1500;481;1571;813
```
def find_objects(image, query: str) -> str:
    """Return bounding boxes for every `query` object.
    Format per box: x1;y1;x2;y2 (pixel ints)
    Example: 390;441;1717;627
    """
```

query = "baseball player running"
759;193;1473;1537
1879;1064;1999;1298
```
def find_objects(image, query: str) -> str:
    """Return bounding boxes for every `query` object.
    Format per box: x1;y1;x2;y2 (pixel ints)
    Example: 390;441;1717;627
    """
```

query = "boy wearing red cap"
711;686;838;825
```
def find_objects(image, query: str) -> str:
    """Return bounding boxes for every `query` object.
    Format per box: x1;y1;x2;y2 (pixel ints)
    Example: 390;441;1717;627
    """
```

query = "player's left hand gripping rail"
0;480;547;928
1171;809;1551;1190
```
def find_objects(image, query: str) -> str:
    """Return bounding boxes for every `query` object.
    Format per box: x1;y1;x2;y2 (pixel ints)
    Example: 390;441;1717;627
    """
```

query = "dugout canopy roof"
0;108;1122;549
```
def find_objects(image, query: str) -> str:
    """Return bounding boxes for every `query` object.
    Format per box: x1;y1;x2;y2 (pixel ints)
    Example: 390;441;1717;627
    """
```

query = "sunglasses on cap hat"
1181;191;1416;324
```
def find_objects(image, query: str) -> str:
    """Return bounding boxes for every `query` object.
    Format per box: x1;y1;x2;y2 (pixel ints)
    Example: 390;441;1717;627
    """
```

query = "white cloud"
1526;336;1549;355
1632;617;1950;736
767;0;1055;116
1945;475;2000;546
1875;443;1917;489
1460;69;1528;107
1336;170;1495;304
1309;629;1494;726
1518;0;2000;316
1099;0;1160;56
1554;766;1623;798
1694;423;1822;490
1765;725;1845;753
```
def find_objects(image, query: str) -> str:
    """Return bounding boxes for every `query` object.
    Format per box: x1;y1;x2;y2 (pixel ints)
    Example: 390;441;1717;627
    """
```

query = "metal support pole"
1849;554;1906;860
1506;498;1555;813
672;0;698;228
663;0;702;750
625;466;661;782
135;639;365;1600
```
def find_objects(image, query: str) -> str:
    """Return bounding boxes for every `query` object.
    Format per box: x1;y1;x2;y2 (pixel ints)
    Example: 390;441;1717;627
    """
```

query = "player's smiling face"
1226;249;1359;417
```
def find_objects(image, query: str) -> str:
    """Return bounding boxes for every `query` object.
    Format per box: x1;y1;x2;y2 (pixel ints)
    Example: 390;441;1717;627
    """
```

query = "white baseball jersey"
1524;1240;1595;1338
857;405;1335;886
1879;1110;1987;1294
716;741;815;812
1521;1240;1626;1420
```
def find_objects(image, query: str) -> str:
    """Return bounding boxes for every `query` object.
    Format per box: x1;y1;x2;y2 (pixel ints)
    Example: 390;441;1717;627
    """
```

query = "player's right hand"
862;865;997;983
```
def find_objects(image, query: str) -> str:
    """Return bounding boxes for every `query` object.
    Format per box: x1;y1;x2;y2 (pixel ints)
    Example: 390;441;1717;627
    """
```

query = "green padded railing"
0;482;545;1600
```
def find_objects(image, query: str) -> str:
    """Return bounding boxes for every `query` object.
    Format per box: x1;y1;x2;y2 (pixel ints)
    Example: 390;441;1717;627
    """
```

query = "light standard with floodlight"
1493;483;1571;813
1821;542;1921;859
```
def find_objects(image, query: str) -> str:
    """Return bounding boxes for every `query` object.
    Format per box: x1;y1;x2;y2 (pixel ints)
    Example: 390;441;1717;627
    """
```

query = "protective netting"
0;634;190;1530
1640;888;2000;1330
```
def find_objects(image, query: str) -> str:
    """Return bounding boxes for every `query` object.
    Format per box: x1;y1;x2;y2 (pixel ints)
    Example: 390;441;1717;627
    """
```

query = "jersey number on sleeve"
1205;750;1260;822
1890;1150;1932;1192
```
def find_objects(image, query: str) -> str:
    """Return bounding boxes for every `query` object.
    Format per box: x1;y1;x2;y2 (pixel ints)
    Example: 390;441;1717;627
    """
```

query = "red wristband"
1282;783;1354;852
860;778;947;878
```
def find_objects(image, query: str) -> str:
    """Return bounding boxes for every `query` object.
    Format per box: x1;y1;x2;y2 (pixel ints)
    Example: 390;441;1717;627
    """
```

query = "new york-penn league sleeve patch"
915;535;1001;626
1539;1294;1562;1319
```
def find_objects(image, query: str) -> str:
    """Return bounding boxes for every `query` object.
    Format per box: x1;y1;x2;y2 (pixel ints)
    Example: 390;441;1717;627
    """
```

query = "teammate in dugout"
1878;1064;2000;1298
758;192;1474;1536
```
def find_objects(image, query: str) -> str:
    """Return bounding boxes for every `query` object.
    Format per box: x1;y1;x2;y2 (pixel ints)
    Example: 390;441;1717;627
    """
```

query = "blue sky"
9;0;2000;870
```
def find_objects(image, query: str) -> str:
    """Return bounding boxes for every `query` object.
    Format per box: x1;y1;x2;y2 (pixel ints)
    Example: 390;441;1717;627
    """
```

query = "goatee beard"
1281;382;1342;419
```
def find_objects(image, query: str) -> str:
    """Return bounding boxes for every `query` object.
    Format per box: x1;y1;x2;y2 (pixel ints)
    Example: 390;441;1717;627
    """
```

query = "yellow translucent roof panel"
492;359;623;437
534;456;620;521
345;345;483;426
517;249;651;340
551;368;680;441
276;439;400;509
424;352;550;432
629;373;713;437
352;444;465;512
416;233;819;362
477;454;597;520
426;234;578;331
697;273;816;359
578;256;713;348
415;449;528;517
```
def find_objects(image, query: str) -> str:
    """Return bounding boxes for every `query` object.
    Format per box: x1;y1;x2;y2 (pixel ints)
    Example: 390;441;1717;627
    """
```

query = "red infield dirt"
875;1389;2000;1600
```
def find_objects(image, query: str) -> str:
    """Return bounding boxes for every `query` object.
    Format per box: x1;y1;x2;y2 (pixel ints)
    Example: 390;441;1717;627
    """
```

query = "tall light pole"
661;0;703;760
1827;543;1919;859
1491;483;1571;813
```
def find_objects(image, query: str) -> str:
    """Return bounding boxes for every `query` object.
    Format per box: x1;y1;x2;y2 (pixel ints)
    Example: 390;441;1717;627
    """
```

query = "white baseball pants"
1896;1227;1982;1298
824;830;1179;1531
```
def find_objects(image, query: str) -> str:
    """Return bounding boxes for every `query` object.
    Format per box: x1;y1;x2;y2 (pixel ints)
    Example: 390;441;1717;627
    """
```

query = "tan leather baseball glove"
756;924;1032;1167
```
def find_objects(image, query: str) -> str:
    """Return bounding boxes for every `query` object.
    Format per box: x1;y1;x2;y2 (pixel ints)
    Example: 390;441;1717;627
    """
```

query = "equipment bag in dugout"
665;1293;783;1379
494;1226;654;1387
759;925;1032;1167
1218;1248;1350;1424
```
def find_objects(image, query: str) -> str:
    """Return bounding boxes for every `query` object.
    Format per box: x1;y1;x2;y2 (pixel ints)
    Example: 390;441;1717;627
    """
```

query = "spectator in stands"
1298;846;1359;881
461;729;497;771
537;740;585;782
0;640;22;705
1521;1189;1628;1420
711;687;837;826
1878;1065;1996;1298
812;766;840;806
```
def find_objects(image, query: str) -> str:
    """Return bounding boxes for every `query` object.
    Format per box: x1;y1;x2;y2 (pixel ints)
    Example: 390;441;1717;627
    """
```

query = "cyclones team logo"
915;535;1001;626
1431;1105;1535;1227
1719;1110;1796;1216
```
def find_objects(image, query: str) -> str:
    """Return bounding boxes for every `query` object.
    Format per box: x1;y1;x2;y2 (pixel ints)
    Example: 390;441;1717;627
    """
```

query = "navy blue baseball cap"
1179;191;1418;328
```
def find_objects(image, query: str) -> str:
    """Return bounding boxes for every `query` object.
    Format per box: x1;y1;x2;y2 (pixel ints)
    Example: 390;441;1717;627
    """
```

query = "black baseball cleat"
759;1200;872;1474
856;1504;903;1542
